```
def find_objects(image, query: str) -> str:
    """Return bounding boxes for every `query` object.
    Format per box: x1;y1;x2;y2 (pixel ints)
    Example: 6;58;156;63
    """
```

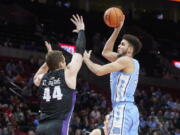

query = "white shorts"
108;103;139;135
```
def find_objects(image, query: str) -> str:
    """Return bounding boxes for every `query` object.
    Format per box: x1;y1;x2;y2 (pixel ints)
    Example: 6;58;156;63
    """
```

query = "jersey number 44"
43;86;63;102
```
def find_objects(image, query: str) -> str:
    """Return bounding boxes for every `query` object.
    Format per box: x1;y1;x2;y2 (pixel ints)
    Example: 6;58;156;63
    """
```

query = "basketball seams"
108;8;112;27
104;8;110;27
104;7;123;28
113;7;118;27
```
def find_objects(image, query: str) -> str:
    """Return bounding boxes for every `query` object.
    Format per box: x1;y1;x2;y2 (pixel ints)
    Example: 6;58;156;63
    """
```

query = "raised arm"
66;14;86;76
83;51;130;76
102;15;125;62
33;41;51;87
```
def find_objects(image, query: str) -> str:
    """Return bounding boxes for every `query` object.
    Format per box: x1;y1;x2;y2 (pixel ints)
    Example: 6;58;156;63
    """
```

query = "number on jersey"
43;86;63;102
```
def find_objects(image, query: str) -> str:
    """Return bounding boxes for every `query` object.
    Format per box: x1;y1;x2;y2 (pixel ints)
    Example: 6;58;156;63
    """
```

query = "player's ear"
127;46;133;55
59;61;65;68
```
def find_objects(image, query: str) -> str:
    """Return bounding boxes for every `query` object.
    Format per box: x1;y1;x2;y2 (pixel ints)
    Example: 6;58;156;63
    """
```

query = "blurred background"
0;0;180;135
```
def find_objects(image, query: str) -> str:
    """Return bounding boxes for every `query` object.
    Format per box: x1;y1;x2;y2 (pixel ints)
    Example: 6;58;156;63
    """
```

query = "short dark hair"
122;34;142;56
45;51;64;71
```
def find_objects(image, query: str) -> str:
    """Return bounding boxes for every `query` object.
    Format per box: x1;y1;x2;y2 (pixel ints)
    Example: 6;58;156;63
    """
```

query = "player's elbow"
33;74;44;87
33;76;40;87
95;71;103;76
102;51;110;60
101;51;106;57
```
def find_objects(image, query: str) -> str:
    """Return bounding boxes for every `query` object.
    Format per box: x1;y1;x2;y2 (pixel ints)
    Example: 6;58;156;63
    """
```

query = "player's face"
117;39;130;56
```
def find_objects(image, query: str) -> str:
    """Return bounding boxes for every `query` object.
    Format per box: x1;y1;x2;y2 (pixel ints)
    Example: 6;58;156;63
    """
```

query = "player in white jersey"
83;16;142;135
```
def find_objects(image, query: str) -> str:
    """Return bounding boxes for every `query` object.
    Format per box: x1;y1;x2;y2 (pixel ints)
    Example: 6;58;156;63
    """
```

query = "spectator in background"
90;106;101;122
92;33;102;55
5;60;16;75
16;61;25;74
90;114;109;135
28;130;35;135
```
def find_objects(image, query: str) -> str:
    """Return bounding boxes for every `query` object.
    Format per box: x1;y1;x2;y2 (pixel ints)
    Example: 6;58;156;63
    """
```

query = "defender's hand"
70;14;85;33
45;41;52;52
83;50;92;61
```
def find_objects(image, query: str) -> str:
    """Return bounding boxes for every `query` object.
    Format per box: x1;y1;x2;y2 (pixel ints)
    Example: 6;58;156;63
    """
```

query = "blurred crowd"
0;56;41;135
0;30;179;79
0;0;179;79
136;87;180;135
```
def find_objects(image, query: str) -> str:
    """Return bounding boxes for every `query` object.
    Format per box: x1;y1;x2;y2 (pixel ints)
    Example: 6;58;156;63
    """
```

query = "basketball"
103;7;124;28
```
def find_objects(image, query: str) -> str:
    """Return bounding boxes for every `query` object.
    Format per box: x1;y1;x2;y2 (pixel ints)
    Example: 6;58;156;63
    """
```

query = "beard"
117;51;127;58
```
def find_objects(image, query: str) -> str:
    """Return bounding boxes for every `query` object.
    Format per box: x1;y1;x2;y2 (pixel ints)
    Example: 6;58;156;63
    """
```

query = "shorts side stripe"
120;105;126;135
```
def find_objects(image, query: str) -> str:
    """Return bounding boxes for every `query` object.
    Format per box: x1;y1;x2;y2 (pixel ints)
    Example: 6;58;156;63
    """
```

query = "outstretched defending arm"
76;30;86;55
66;14;86;75
64;14;86;89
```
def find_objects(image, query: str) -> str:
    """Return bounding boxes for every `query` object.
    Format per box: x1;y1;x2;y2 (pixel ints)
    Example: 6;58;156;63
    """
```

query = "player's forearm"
34;63;48;79
102;29;121;54
84;58;102;76
76;30;86;55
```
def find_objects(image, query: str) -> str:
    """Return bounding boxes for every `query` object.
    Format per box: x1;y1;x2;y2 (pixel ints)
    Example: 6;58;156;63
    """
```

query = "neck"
126;53;133;57
51;67;65;72
103;126;108;135
118;54;132;58
56;67;65;70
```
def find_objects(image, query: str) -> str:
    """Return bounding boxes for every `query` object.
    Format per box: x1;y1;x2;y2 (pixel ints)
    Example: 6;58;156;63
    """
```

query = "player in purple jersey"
33;14;86;135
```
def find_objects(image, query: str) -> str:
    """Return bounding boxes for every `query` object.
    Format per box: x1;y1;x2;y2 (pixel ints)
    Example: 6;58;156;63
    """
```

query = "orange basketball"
104;7;124;28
